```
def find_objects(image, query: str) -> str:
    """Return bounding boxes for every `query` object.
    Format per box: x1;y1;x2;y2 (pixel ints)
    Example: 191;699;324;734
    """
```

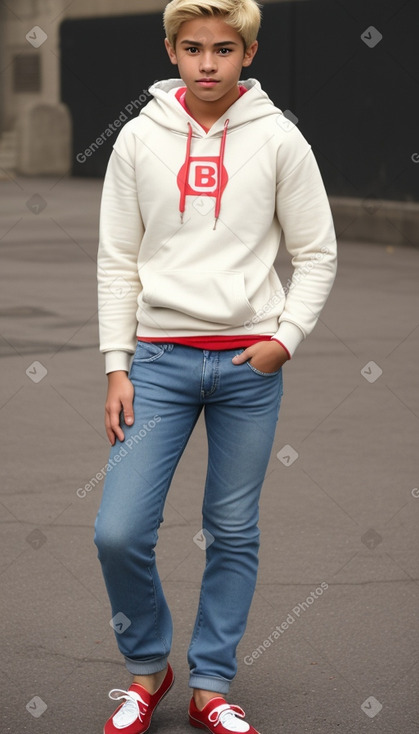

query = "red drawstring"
179;120;229;228
180;122;193;224
214;119;229;230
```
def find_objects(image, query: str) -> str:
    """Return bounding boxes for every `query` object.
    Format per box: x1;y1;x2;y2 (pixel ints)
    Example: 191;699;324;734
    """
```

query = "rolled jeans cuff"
125;655;169;675
189;674;231;694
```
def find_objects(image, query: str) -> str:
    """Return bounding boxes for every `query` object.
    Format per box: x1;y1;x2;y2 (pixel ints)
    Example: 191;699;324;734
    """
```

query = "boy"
95;1;337;732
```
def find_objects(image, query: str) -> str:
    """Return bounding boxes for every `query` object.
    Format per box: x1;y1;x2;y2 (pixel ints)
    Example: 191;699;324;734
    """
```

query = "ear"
242;40;258;68
165;38;178;65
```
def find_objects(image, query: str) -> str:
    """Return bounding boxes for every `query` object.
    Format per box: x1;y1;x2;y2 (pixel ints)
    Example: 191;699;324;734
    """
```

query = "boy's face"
165;17;258;108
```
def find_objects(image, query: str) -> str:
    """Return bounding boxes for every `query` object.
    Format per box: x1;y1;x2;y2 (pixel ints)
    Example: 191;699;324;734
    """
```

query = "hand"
105;371;135;445
232;340;289;373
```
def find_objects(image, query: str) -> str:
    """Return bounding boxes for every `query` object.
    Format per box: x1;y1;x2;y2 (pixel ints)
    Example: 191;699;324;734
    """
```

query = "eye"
218;48;232;55
186;46;199;54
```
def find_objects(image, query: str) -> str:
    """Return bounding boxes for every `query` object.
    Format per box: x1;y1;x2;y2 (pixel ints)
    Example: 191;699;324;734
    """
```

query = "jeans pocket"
246;361;282;377
235;348;283;378
132;341;167;363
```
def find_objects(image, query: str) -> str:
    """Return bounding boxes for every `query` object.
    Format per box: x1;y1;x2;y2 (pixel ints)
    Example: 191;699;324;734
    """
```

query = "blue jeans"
94;342;283;694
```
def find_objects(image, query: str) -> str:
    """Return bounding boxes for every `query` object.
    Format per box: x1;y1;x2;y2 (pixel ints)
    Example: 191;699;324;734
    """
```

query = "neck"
184;86;240;128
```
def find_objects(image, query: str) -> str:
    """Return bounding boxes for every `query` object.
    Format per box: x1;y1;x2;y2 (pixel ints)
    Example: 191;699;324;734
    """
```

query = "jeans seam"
148;565;170;654
189;449;213;651
146;411;202;654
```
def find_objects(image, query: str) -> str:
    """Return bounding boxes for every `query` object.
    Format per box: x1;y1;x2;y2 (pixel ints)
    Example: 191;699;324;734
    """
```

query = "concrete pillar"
16;102;71;175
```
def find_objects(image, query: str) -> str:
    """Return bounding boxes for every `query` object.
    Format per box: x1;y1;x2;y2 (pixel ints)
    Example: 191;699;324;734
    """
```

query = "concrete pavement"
0;175;418;733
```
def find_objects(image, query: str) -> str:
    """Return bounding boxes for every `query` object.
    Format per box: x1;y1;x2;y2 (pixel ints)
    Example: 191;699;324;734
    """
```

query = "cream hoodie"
98;79;337;373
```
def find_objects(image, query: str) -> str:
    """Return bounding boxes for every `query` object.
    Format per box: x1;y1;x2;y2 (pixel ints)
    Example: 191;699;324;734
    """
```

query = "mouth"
196;79;220;87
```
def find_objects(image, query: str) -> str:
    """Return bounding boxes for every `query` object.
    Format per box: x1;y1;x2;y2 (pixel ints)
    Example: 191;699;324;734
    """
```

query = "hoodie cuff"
104;350;133;374
272;321;305;358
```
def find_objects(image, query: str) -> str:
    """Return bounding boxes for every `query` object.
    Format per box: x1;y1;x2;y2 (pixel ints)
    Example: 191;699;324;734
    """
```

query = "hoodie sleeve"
97;126;145;374
273;130;337;356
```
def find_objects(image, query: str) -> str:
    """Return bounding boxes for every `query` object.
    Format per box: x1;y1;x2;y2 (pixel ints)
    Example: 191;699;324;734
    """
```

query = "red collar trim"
175;85;248;132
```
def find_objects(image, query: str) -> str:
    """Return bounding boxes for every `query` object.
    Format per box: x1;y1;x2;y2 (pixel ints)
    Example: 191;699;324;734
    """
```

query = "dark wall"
61;0;419;201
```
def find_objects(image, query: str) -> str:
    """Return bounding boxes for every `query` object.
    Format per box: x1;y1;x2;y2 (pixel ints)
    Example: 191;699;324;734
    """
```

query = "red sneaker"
104;664;174;734
188;696;261;734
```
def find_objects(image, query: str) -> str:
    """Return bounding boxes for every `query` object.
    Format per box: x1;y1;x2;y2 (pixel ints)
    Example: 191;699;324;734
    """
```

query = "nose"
200;52;216;73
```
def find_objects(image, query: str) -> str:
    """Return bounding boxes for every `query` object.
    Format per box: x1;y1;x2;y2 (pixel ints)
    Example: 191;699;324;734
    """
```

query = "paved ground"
0;175;418;733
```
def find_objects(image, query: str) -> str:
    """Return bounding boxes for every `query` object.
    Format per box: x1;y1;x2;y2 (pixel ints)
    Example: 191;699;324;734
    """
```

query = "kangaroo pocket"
141;270;256;327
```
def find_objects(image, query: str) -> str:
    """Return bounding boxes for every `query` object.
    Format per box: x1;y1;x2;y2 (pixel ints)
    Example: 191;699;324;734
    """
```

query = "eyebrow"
179;40;239;47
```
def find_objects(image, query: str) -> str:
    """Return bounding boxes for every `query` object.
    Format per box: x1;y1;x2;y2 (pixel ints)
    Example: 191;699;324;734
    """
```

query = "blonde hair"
163;0;262;49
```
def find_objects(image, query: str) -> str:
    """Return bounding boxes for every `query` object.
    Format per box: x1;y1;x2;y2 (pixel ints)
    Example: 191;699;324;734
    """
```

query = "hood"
141;78;280;137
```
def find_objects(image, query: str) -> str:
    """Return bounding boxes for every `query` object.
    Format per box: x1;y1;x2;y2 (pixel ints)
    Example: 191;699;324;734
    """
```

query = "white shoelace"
208;703;251;732
108;688;149;728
